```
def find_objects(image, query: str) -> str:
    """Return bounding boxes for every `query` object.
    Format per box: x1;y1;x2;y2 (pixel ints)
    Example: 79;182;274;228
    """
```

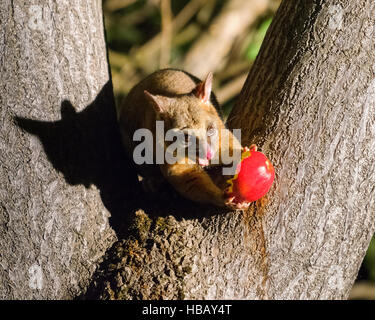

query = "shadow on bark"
13;81;242;299
14;82;229;239
14;82;141;237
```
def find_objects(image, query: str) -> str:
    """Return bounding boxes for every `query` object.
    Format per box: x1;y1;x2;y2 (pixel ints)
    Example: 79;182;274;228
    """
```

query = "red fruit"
226;146;275;203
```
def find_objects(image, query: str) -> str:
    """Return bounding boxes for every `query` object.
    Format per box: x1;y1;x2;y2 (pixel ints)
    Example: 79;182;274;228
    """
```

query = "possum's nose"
206;144;213;160
198;144;213;166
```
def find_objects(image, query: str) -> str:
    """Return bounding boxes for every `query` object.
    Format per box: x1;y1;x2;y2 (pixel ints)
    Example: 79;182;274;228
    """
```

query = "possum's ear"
144;90;173;114
192;72;213;103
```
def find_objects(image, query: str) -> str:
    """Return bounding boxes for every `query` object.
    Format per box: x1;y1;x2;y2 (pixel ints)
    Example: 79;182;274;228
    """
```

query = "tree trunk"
0;0;137;299
226;0;375;298
2;0;375;300
85;0;375;300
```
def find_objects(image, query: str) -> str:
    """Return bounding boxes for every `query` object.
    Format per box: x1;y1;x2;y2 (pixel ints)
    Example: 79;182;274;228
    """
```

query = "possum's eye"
207;124;217;137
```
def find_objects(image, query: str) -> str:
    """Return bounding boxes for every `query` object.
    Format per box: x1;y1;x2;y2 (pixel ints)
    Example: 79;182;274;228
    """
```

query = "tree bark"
2;0;375;300
0;0;137;299
86;0;375;300
226;0;375;298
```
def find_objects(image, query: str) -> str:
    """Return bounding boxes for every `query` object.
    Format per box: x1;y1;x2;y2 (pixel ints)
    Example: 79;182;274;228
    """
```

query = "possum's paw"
225;194;251;210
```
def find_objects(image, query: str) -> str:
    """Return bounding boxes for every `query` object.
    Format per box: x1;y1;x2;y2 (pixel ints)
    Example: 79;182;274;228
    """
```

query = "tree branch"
87;0;375;300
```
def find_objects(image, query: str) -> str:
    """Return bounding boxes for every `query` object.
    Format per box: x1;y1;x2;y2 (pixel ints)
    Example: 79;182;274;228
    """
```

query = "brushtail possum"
118;68;246;208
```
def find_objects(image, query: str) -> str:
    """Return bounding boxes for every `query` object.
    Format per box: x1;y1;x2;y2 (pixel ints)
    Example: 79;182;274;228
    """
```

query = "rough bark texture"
227;0;375;298
85;0;375;300
2;0;375;300
0;0;137;299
